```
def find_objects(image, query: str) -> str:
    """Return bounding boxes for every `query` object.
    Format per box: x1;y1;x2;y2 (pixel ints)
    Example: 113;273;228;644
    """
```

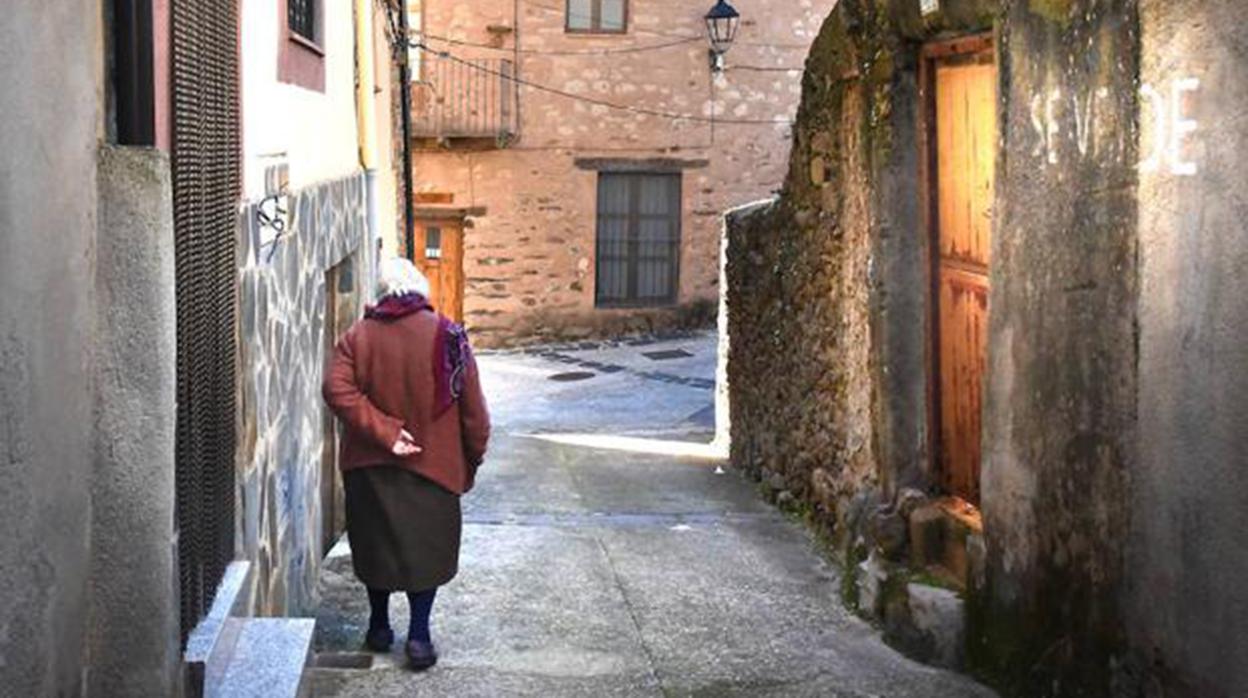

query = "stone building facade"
403;0;835;346
727;0;1248;695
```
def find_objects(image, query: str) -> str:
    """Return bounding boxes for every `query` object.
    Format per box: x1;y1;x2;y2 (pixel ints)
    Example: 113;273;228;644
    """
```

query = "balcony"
411;55;517;147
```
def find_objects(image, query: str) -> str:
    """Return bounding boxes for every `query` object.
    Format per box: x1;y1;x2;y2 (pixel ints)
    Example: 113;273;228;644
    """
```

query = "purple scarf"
365;292;473;418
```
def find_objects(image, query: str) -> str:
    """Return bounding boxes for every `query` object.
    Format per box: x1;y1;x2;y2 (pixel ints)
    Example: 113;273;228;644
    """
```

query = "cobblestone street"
308;334;995;697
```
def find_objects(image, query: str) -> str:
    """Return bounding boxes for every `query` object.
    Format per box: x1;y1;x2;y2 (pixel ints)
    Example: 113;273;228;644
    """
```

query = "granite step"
205;617;316;698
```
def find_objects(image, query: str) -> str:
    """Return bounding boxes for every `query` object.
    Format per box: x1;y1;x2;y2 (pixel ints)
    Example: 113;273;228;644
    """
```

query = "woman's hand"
392;429;422;457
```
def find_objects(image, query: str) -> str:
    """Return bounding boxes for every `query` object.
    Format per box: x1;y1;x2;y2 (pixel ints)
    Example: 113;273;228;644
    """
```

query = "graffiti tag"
1029;78;1200;176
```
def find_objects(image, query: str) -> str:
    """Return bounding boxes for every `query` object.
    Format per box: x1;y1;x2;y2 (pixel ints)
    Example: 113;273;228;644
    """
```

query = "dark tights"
367;587;438;643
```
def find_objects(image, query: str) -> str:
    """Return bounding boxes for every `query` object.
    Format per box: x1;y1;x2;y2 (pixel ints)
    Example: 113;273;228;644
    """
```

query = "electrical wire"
413;42;794;126
418;31;702;56
727;65;804;73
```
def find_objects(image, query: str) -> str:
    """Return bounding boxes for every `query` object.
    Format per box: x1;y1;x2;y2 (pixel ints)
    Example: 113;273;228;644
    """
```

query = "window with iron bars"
288;0;316;42
595;172;681;308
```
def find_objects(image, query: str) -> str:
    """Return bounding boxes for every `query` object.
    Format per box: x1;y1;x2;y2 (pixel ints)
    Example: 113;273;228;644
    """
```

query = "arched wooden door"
411;217;465;323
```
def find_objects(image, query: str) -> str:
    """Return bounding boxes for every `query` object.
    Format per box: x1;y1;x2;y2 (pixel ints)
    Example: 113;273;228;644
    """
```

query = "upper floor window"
280;0;325;91
288;0;317;43
567;0;627;34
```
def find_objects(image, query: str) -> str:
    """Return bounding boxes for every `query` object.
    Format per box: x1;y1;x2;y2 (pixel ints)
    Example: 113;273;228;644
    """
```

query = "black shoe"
364;626;394;652
405;639;438;672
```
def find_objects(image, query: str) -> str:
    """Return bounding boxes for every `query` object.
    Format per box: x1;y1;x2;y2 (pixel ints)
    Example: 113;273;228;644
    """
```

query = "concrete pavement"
308;333;995;697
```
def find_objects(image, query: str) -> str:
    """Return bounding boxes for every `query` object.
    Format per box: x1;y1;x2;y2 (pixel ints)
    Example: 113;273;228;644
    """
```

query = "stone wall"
728;0;1248;695
90;146;181;698
1131;1;1248;694
974;2;1139;694
237;172;373;616
727;0;994;545
409;0;834;346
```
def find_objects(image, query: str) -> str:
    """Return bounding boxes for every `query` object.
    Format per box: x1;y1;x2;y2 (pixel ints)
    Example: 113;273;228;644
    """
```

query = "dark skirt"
343;465;462;592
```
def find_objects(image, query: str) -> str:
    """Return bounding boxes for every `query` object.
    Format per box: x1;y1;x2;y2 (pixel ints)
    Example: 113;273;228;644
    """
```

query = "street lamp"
704;0;740;73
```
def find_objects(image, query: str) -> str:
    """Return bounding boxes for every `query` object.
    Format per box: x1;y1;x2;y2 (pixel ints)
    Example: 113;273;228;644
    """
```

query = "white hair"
376;257;431;300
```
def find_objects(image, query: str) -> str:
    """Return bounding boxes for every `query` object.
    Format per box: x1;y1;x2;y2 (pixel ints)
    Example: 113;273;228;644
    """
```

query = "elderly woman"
322;257;490;671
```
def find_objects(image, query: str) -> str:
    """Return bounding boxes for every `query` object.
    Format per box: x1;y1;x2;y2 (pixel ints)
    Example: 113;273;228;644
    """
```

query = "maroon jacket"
322;309;490;494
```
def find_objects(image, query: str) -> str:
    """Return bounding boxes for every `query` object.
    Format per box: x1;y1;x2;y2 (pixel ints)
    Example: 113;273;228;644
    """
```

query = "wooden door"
932;45;995;504
321;260;358;553
412;218;464;322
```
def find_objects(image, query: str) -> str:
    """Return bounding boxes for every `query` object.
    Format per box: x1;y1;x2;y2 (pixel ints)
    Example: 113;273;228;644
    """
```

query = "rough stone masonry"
727;0;1248;696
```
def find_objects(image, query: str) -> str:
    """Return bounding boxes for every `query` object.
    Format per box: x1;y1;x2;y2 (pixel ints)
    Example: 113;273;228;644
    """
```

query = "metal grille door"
171;0;241;644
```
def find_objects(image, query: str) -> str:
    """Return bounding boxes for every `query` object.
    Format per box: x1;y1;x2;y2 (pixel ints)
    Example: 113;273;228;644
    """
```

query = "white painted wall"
241;0;361;199
371;8;400;254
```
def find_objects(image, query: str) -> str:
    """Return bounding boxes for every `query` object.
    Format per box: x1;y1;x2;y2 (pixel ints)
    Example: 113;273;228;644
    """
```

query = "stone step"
205;617;316;698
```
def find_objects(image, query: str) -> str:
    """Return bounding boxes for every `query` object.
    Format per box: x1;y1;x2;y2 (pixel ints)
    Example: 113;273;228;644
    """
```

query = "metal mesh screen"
171;0;241;645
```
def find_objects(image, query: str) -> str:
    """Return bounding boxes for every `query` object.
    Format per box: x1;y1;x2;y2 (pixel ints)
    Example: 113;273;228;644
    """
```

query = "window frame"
565;0;629;35
425;226;444;260
287;0;317;45
594;172;682;309
278;0;325;92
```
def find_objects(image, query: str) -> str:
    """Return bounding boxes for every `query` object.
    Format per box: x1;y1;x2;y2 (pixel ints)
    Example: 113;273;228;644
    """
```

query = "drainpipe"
513;0;521;141
354;0;382;285
397;1;416;258
355;0;378;170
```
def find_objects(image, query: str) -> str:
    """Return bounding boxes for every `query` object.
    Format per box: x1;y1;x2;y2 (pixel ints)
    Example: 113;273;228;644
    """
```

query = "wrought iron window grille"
288;0;316;42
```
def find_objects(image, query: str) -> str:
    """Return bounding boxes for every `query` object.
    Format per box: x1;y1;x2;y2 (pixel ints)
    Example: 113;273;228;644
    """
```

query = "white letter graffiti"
1032;79;1200;176
1168;78;1200;176
1140;78;1200;176
1073;90;1097;157
1031;94;1047;161
1045;89;1062;165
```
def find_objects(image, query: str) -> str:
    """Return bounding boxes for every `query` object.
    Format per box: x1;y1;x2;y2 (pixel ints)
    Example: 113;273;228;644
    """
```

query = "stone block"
908;502;946;570
904;583;966;670
185;562;255;698
966;532;987;593
869;507;908;560
856;551;898;619
206;617;315;698
765;470;787;493
896;487;928;519
809;467;838;515
907;497;982;590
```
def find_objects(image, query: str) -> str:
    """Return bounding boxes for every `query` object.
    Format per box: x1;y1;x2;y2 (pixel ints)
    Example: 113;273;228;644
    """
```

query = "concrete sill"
205;618;316;698
183;561;252;698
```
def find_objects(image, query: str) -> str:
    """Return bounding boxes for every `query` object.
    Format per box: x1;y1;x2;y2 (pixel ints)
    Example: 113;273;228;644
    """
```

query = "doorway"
321;257;358;554
924;36;996;505
411;217;465;322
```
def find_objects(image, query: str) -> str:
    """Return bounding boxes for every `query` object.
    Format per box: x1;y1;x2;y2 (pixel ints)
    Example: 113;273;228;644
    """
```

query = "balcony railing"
411;55;517;144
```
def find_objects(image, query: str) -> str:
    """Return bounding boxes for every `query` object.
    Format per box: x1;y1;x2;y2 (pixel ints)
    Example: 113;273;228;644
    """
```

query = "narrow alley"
309;334;993;697
6;0;1248;696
